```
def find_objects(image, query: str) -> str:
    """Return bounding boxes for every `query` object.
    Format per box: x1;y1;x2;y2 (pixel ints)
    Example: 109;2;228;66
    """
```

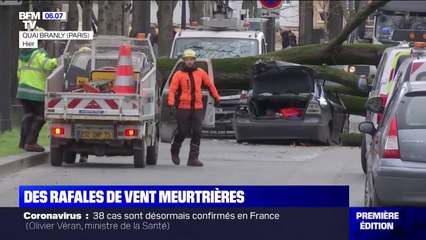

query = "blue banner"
350;208;426;240
19;185;349;208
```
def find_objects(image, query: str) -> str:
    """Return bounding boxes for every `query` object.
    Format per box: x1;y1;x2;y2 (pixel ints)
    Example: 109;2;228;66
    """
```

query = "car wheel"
63;150;77;164
50;147;63;167
361;134;367;174
146;127;159;165
133;139;146;168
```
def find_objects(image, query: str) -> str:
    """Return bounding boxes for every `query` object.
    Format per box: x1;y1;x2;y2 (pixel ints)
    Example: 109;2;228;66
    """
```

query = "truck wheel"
50;146;64;167
133;139;146;168
146;127;159;165
64;151;77;164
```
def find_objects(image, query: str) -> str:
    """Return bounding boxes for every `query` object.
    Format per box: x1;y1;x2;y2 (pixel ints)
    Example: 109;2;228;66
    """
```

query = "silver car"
359;81;426;206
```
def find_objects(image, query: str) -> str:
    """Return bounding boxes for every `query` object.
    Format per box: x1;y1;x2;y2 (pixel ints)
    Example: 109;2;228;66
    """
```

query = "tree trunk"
327;0;343;41
188;0;205;23
129;0;150;37
156;1;178;57
242;0;257;18
105;1;124;35
67;1;79;31
299;1;313;45
97;1;107;34
81;0;93;31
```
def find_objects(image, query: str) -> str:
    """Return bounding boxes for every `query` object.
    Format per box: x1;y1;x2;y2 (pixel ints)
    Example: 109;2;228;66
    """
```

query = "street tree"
156;0;178;57
189;0;205;23
81;0;93;31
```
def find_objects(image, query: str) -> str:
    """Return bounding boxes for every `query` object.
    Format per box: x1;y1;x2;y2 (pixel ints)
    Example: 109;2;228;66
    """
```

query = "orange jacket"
168;68;220;110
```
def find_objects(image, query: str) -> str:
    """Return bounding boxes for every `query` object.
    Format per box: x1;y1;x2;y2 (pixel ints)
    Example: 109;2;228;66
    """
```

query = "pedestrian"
168;49;221;167
281;29;290;49
289;32;297;47
17;27;58;152
149;26;158;56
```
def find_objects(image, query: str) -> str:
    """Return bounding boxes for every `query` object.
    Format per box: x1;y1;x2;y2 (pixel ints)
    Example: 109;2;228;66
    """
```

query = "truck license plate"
78;130;113;139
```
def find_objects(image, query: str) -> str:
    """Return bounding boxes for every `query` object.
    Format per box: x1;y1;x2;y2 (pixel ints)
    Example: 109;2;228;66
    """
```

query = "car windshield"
375;12;426;42
172;38;258;58
253;69;313;95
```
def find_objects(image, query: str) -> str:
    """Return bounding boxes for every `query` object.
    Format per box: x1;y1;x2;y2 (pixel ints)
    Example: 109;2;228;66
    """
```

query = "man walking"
17;27;57;152
168;49;221;167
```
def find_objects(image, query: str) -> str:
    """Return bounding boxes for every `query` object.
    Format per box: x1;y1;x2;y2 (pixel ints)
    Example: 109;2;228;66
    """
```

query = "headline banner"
20;185;349;208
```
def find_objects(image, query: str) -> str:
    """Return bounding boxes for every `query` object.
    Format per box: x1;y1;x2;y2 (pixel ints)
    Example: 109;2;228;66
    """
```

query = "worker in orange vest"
168;49;221;167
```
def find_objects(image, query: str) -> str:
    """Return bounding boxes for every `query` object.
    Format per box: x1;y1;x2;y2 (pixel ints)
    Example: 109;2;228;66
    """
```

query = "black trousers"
171;109;203;154
20;99;45;145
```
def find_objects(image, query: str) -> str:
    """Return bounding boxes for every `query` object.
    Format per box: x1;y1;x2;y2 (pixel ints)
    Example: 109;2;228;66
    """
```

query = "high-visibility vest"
16;49;57;102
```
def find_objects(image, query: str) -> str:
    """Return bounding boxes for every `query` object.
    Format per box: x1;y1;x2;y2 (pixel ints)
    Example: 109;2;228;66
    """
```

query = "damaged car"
232;61;348;145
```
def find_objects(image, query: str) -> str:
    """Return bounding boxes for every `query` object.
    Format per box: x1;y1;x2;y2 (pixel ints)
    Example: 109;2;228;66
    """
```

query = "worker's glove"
169;105;176;115
214;100;220;108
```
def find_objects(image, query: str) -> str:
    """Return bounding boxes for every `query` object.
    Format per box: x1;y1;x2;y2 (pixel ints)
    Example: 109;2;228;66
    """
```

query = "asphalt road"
0;139;365;207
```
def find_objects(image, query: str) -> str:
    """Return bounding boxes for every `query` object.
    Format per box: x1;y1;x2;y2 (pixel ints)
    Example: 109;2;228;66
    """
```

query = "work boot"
187;143;203;167
80;154;88;163
24;143;45;152
171;142;181;165
19;113;34;148
24;116;45;152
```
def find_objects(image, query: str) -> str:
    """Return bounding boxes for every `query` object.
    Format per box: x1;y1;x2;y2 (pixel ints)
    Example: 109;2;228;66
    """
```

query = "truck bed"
45;92;144;121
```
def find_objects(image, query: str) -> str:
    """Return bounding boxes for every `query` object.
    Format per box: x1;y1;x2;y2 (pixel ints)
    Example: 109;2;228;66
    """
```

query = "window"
372;52;388;91
397;95;426;129
172;38;259;59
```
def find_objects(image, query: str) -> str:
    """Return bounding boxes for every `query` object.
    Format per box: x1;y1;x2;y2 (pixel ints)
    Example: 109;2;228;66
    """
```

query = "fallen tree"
156;1;391;115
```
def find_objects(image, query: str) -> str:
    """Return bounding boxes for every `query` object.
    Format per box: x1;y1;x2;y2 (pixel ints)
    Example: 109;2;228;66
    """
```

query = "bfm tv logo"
19;12;40;30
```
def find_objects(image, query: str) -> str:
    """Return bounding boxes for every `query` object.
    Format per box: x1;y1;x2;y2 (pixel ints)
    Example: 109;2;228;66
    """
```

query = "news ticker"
18;11;93;48
2;185;423;240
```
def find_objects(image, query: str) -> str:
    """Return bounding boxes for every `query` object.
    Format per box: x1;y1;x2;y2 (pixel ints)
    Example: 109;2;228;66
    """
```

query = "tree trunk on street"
97;1;107;34
299;1;313;45
188;0;205;23
105;1;124;35
67;1;79;31
156;1;178;57
327;0;343;41
129;0;150;37
81;0;93;31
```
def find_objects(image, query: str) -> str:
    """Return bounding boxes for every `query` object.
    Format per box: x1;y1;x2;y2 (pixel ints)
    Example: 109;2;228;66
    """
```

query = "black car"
233;60;348;145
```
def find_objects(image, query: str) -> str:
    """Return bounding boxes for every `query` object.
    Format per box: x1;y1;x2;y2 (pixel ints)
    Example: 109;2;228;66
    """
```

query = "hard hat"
182;49;196;59
34;27;46;32
79;47;91;52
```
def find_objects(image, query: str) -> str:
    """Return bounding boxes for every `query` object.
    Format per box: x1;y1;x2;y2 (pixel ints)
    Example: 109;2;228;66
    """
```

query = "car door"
159;59;215;143
323;86;347;139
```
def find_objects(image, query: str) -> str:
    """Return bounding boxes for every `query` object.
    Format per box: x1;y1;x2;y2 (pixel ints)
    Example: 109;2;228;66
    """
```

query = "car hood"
252;61;315;95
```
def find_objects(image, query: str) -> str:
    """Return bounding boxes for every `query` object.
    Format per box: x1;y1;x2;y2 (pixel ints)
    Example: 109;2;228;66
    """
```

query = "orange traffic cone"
113;44;136;94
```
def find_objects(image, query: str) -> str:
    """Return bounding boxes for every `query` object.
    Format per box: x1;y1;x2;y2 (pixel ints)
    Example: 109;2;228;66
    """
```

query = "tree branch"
324;0;390;51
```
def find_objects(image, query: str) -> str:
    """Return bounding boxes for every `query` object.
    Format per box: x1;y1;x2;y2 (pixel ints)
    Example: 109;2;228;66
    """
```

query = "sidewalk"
0;150;49;178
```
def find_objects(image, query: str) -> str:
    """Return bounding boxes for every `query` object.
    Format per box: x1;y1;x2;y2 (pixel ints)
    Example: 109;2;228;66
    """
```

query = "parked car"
232;61;348;145
357;39;426;174
359;81;426;206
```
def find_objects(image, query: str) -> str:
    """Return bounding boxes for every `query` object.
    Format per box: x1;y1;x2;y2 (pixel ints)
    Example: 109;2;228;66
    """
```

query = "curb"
0;150;50;178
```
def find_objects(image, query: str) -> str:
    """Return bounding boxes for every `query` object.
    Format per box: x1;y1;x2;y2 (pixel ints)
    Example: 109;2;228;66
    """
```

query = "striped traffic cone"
113;44;136;94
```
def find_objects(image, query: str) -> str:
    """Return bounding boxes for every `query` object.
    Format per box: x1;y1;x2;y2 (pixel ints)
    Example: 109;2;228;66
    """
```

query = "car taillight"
52;127;64;136
124;129;138;137
383;116;400;158
376;94;388;123
305;101;321;114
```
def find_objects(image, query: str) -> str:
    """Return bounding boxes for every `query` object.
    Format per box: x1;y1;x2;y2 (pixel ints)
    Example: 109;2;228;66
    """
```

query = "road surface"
0;139;365;207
